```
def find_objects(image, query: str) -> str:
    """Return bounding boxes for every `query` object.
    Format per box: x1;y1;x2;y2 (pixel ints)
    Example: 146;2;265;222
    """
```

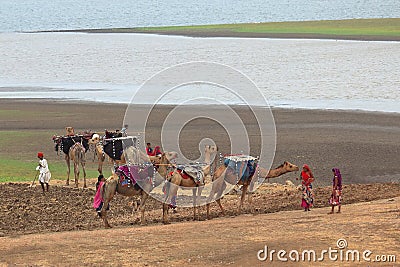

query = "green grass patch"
133;18;400;37
0;131;39;148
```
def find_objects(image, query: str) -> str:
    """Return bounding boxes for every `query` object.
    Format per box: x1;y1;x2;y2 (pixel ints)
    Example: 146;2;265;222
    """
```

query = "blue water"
1;33;399;113
0;0;399;32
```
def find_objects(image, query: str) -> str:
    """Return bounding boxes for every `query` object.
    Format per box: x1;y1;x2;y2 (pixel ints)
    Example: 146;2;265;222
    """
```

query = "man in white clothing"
37;152;51;192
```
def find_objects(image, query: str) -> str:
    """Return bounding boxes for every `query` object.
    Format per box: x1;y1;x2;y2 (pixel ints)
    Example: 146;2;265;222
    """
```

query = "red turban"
37;152;44;158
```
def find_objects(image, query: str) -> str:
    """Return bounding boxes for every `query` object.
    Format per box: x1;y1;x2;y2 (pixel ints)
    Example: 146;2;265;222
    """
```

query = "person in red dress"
299;164;315;211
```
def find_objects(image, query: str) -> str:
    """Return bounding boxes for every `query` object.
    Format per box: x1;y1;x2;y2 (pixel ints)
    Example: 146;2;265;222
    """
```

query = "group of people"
299;164;343;214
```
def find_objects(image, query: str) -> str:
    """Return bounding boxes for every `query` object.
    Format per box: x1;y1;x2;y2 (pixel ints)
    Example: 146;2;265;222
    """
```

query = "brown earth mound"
1;182;399;237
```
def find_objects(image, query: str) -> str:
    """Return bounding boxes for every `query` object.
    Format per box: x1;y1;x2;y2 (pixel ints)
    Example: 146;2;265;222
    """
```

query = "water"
1;33;399;113
0;0;399;32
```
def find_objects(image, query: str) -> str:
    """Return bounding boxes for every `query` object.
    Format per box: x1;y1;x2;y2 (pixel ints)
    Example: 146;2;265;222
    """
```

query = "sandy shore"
78;29;400;42
1;98;399;185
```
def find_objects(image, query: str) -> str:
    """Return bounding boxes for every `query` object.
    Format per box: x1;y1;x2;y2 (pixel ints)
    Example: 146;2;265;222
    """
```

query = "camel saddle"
224;154;258;183
53;135;89;155
177;165;204;185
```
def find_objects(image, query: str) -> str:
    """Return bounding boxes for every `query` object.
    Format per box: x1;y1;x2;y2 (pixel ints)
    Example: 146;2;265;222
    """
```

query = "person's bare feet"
328;211;334;214
336;211;341;213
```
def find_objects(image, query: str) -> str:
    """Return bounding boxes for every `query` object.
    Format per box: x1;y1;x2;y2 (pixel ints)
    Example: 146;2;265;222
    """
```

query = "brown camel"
206;161;299;218
162;167;205;224
67;142;87;188
161;145;218;224
100;151;178;228
88;133;107;174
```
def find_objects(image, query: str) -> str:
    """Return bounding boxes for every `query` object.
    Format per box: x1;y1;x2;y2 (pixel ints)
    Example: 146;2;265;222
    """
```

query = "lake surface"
1;33;399;113
0;0;399;32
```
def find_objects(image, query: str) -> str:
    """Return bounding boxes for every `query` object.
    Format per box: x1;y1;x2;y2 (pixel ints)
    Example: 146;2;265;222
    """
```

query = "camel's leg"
101;184;116;229
82;162;87;188
162;203;170;225
196;187;203;220
101;198;112;229
139;192;149;226
239;184;249;213
206;173;227;219
216;199;226;216
206;203;211;219
74;162;79;188
247;183;255;214
131;198;138;215
163;182;178;224
66;155;70;186
192;188;197;221
97;151;104;175
215;180;227;216
98;159;103;175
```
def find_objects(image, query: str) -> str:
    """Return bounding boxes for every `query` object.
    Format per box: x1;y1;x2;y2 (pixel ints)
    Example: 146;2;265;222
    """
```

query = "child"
329;168;343;214
36;152;51;193
93;174;109;217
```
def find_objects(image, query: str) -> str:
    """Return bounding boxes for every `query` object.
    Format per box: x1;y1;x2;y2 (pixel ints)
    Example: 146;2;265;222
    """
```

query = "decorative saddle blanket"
103;136;134;160
116;164;154;186
103;139;123;160
223;154;258;182
176;165;205;185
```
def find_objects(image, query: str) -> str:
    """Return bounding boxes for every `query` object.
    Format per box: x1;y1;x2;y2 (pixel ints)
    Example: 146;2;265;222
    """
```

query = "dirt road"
0;182;399;266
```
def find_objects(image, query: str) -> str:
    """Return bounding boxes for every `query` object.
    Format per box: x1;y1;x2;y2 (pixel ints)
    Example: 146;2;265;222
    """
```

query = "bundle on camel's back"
88;130;131;174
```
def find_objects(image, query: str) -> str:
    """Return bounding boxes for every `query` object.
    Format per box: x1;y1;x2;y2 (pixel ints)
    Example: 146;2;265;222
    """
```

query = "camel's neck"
259;166;289;178
157;157;169;178
204;152;212;165
158;166;167;178
204;151;217;174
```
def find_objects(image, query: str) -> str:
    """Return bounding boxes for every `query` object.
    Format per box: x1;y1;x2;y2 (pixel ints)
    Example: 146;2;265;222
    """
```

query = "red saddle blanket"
169;169;191;180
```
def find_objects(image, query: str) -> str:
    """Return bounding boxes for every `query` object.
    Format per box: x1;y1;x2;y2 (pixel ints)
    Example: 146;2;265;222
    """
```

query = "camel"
161;145;218;224
67;142;87;188
88;134;106;174
53;128;91;186
206;161;299;219
162;166;204;224
100;151;178;228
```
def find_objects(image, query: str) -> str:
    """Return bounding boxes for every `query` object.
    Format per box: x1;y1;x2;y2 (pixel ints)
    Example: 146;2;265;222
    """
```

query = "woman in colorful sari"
300;164;315;211
329;168;342;214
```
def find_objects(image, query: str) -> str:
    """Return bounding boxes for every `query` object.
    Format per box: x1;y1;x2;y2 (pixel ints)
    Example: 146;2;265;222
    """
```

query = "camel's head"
89;133;100;144
164;151;178;162
65;126;75;136
283;161;299;172
205;145;218;154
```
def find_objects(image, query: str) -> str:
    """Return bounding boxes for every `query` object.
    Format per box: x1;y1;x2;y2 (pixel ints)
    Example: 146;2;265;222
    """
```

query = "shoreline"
34;18;400;42
53;30;400;42
1;97;400;115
